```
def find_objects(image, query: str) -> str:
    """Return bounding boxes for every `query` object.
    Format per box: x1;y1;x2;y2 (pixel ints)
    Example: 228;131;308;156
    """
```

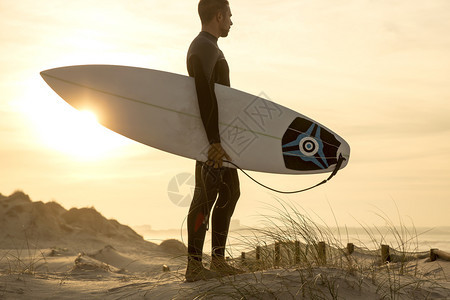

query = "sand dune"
1;191;449;299
0;191;155;251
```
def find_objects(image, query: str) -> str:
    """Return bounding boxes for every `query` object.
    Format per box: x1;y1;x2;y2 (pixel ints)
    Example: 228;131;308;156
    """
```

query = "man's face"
218;6;233;37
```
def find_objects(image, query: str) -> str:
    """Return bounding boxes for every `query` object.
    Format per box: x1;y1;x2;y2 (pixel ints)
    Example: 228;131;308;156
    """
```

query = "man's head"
198;0;233;38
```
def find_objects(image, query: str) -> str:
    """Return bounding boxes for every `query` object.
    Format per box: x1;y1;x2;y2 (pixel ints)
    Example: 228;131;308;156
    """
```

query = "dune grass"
177;197;448;299
0;231;48;278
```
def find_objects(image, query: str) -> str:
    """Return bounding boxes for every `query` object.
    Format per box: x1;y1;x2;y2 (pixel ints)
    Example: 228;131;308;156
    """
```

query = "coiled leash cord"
199;162;231;230
223;155;346;194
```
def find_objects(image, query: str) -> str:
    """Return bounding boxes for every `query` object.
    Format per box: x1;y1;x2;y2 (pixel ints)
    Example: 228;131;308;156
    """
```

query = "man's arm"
189;53;231;168
189;54;221;145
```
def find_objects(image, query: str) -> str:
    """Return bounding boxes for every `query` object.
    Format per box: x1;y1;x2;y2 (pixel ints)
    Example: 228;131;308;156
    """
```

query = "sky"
1;0;449;230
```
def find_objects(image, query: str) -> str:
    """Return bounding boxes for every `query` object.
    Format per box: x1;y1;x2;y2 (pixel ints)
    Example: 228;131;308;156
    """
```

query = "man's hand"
207;143;231;168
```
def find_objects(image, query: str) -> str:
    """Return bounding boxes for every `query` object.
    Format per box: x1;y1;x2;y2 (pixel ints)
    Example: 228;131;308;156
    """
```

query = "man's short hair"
198;0;229;25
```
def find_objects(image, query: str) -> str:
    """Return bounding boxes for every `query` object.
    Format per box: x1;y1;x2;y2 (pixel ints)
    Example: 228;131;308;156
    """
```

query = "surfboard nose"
336;139;350;169
40;67;60;79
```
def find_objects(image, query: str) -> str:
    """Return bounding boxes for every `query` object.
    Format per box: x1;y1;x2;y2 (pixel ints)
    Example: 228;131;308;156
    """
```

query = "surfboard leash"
222;155;346;194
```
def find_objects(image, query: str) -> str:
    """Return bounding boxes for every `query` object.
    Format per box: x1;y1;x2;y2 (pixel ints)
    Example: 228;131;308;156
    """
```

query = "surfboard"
40;65;350;174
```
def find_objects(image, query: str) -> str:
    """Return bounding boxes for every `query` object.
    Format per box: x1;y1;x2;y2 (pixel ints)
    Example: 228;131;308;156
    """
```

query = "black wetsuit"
186;31;240;261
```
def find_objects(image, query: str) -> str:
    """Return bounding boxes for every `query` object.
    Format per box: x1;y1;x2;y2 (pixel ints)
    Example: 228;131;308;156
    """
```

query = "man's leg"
211;167;240;258
186;161;221;281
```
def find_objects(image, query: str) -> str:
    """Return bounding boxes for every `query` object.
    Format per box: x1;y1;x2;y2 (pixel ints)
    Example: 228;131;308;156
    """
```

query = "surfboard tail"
336;139;351;169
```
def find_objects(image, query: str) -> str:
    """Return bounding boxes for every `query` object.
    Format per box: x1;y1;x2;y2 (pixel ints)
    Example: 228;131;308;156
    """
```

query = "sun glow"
78;110;98;126
18;78;132;160
41;108;130;160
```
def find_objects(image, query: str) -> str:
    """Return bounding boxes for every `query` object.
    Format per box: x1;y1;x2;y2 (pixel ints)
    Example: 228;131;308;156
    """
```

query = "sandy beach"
1;191;449;299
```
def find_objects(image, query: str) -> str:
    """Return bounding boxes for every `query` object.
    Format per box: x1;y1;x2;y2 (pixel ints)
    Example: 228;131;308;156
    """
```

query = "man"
185;0;242;282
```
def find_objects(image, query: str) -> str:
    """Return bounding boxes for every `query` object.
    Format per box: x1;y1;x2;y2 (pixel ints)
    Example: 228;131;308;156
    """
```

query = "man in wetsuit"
185;0;242;282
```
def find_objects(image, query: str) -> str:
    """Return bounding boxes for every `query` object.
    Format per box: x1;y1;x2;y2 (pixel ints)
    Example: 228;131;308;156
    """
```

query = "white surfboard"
41;65;350;174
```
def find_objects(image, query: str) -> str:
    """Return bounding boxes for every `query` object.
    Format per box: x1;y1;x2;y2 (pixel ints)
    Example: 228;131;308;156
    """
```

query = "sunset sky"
1;0;449;230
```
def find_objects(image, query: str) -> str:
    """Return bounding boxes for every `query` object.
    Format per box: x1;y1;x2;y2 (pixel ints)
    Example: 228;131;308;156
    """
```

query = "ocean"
142;226;450;256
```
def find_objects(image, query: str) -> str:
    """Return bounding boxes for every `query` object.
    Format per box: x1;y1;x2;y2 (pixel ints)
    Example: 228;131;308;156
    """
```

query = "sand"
1;191;449;299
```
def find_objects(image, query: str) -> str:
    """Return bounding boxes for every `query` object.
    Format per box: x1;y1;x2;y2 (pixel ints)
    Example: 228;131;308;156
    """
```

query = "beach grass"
177;197;448;299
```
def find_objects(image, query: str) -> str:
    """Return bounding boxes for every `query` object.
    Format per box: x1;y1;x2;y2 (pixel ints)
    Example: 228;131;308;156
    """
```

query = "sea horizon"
138;225;450;254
